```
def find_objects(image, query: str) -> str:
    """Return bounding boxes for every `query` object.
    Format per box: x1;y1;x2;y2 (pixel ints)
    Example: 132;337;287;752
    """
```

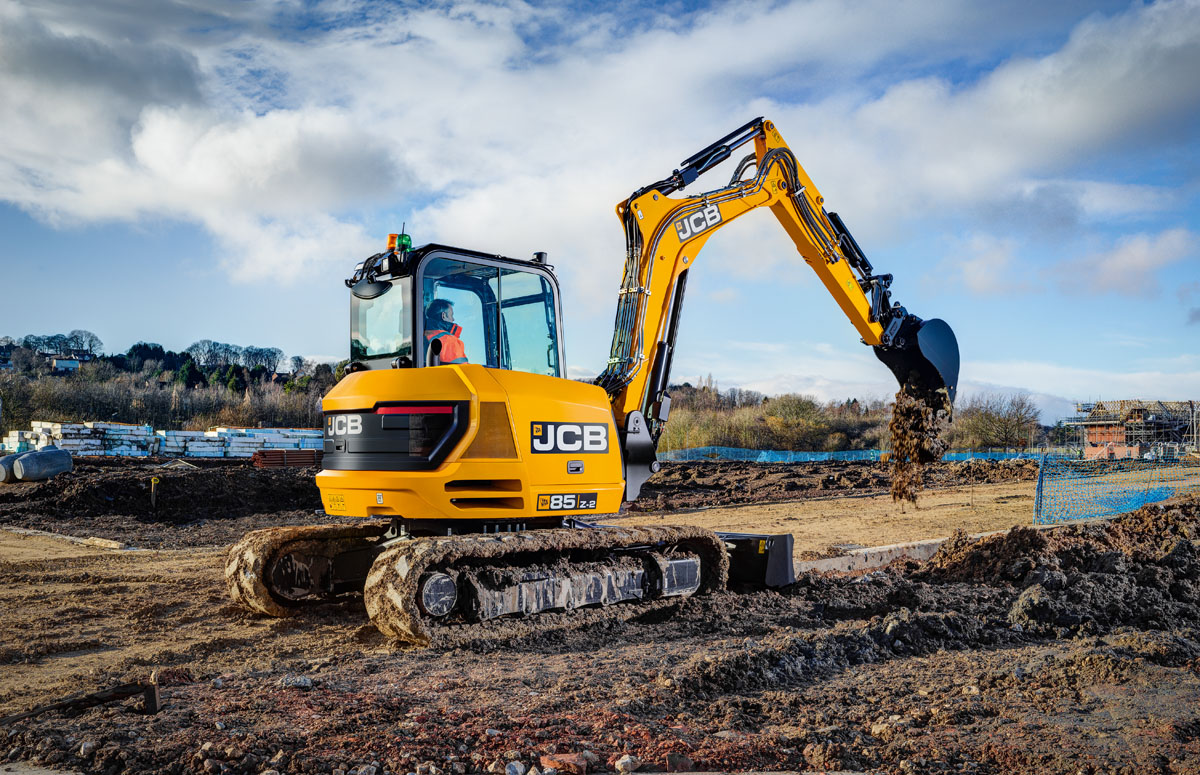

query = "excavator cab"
347;241;564;377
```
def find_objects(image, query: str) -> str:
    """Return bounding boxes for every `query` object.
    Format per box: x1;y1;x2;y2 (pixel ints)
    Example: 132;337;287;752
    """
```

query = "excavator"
226;118;959;645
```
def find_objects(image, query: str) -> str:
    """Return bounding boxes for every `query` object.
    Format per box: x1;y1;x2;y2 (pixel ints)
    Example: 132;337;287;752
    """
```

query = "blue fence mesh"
659;447;882;463
657;447;1066;463
1034;457;1200;524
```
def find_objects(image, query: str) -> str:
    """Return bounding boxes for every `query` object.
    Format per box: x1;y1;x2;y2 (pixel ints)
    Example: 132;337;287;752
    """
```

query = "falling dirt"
889;386;952;505
2;445;1199;775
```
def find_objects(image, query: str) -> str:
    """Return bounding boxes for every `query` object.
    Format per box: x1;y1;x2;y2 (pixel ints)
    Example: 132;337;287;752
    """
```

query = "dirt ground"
3;459;1200;775
616;481;1035;558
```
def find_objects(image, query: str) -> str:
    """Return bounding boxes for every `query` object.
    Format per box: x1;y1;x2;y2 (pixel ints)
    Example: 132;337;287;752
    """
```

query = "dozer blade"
873;317;959;405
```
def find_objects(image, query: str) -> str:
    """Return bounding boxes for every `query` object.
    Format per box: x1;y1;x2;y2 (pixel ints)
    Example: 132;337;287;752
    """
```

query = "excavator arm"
595;118;959;498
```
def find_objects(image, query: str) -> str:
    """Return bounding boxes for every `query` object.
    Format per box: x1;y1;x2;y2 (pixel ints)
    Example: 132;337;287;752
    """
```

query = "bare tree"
68;329;103;354
214;342;244;367
186;340;219;367
955;392;1041;448
260;347;283;373
46;334;69;355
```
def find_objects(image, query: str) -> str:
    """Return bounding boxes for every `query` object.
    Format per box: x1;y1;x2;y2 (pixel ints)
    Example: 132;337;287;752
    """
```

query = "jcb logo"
531;422;608;454
326;414;362;436
673;204;721;241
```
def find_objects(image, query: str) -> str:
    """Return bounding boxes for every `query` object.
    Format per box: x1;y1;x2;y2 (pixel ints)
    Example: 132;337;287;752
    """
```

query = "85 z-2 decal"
531;422;608;454
537;493;598;511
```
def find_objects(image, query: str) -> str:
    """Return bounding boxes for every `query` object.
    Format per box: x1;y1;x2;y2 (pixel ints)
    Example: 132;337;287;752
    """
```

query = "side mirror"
351;278;392;300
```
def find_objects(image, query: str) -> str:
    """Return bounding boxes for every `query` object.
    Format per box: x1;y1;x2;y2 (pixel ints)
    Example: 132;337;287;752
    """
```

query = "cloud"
937;233;1029;295
1189;308;1200;325
762;0;1200;241
968;359;1200;402
2;0;1199;333
1053;228;1196;297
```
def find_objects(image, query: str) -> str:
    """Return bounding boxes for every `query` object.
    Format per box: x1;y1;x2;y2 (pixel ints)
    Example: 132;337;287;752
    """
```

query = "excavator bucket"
873;317;960;406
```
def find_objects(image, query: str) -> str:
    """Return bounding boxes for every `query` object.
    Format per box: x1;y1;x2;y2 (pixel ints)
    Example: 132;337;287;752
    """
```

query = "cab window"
351;276;412;363
421;258;498;367
421;256;560;376
493;268;560;377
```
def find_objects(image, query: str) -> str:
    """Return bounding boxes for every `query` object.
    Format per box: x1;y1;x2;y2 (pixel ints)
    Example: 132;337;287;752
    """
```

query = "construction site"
2;115;1199;775
2;455;1200;775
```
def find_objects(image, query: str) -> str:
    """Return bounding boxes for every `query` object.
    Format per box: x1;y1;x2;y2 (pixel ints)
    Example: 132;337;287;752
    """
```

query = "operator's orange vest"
425;323;467;364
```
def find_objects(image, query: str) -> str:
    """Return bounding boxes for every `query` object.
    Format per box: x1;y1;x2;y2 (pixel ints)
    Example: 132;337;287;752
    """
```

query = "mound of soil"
0;458;322;547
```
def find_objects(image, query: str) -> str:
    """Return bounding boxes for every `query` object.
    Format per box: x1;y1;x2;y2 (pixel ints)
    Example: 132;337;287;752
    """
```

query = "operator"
424;299;468;364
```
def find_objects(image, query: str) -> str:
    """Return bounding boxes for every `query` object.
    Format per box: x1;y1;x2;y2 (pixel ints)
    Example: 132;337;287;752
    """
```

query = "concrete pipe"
0;451;37;484
13;447;73;482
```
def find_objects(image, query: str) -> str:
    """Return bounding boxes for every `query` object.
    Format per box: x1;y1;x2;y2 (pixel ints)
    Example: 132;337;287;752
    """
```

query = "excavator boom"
596;118;959;446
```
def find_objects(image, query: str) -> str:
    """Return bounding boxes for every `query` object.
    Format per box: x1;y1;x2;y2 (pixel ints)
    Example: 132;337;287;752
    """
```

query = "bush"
0;371;330;434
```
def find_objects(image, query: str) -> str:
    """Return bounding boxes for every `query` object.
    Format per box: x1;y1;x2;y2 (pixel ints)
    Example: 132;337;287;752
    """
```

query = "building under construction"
1067;400;1199;458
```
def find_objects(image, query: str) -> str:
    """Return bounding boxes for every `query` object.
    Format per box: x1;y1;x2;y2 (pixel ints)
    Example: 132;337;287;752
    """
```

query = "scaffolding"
1065;399;1199;456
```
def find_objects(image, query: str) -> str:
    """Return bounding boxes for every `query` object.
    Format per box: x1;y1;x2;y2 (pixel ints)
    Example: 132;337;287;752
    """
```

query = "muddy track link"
226;522;390;617
364;525;729;646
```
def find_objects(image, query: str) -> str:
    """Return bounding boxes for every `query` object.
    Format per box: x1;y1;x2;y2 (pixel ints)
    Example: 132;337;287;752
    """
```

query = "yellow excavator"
226;118;959;644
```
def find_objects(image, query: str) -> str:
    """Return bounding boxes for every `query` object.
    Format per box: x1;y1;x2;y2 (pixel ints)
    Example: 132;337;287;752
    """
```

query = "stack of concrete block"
2;421;323;458
156;430;212;457
32;422;106;454
0;430;39;454
210;427;324;457
84;422;155;456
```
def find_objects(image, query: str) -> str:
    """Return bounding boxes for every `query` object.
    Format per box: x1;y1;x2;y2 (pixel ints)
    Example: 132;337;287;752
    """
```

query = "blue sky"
0;0;1197;421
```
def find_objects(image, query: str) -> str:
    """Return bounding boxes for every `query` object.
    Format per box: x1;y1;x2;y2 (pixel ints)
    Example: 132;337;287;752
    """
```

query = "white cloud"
938;233;1028;295
968;359;1200;402
5;0;1197;288
1054;228;1196;297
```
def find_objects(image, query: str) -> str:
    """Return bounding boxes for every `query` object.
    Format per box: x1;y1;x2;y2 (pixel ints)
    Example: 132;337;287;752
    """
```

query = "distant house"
0;360;12;372
1069;400;1196;450
50;358;80;373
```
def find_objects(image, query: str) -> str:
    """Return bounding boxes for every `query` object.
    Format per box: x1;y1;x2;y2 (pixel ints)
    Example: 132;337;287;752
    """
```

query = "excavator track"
226;521;391;617
364;525;729;646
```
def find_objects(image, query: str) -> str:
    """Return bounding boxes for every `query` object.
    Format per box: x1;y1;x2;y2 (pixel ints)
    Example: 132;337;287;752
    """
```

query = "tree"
311;363;336;394
46;334;69;354
68;329;103;354
290;355;306;375
126;342;166;372
260;347;283;373
19;335;45;352
955;393;1041;448
226;367;248;394
10;346;43;375
186;340;219;368
176;360;207;389
214;342;244;367
241;345;283;372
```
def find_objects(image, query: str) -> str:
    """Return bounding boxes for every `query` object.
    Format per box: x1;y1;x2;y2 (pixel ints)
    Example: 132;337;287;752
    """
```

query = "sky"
0;0;1198;422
